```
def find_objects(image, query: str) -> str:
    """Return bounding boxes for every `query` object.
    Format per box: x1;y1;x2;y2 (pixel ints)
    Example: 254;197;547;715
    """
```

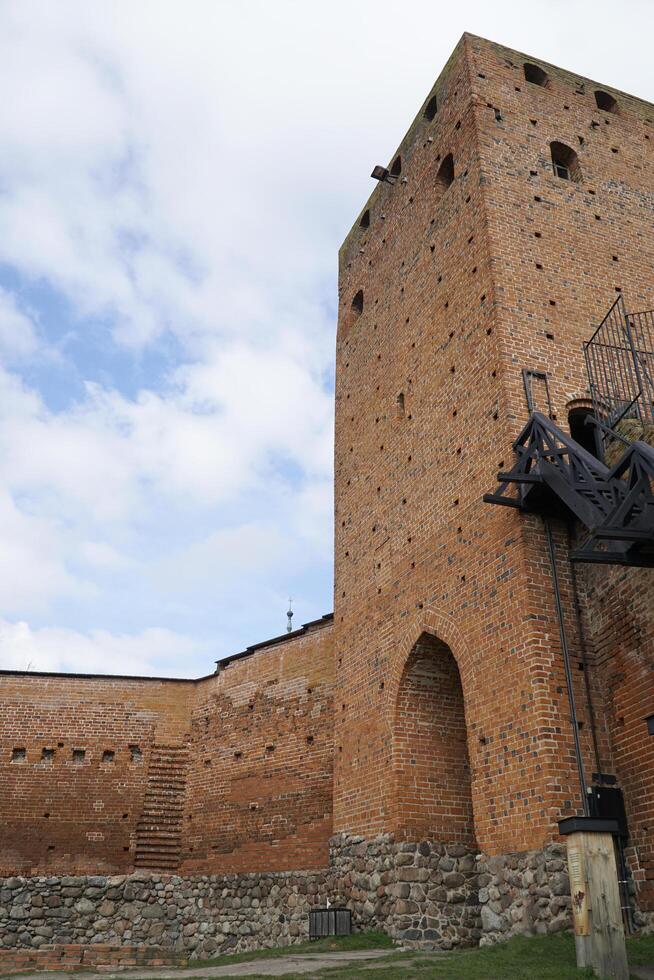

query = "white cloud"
0;619;205;677
0;491;85;615
0;0;651;673
0;288;38;358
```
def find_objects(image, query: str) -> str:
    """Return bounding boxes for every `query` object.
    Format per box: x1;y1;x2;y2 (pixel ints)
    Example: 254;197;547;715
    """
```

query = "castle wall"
578;562;654;908
334;35;578;855
0;673;195;876
0;619;334;878
333;31;654;906
0;839;546;960
0;32;652;953
468;34;654;907
181;623;334;873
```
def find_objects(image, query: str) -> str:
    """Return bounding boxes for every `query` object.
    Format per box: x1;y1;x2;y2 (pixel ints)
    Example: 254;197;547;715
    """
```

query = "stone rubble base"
0;834;649;970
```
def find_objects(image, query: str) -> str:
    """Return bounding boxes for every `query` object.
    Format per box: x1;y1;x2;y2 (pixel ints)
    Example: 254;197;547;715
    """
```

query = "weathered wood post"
559;817;628;980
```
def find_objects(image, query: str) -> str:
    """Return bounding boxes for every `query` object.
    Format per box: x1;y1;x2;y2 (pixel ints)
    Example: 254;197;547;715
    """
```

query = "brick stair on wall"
134;744;190;870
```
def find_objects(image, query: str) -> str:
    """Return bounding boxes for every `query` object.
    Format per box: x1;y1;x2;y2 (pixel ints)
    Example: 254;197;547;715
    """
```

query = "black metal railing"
483;411;654;566
584;297;654;452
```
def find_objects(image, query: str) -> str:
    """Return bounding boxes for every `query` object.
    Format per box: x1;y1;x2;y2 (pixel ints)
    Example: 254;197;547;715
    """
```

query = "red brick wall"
333;32;653;909
469;34;654;905
0;945;184;975
182;623;334;872
578;562;654;906
0;674;194;874
393;633;474;843
0;619;334;877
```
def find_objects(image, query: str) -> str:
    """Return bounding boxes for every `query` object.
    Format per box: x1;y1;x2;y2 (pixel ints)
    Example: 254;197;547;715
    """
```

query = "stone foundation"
0;835;649;965
0;871;325;959
330;834;481;947
475;844;572;944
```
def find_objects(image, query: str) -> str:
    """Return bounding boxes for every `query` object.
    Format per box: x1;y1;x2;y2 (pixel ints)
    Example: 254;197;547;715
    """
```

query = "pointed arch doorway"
392;631;476;844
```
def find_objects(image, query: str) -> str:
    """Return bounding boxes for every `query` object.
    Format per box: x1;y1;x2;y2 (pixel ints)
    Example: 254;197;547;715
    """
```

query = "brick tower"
334;32;654;920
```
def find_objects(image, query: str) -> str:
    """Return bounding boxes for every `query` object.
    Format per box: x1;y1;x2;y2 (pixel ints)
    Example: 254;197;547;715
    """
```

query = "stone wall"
330;834;481;948
476;845;571;944
0;870;326;959
1;835;649;965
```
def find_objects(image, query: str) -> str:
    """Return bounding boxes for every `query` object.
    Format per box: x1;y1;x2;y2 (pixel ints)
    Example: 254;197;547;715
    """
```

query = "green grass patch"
628;932;654;966
199;931;654;980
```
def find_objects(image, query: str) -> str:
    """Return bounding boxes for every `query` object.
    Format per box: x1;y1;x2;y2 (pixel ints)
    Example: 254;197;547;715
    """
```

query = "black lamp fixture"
371;165;396;185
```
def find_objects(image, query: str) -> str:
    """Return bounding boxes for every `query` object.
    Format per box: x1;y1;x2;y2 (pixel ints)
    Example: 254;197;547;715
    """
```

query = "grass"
188;931;654;979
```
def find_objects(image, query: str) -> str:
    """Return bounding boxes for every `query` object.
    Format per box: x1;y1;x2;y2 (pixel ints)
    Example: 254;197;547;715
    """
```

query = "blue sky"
0;0;652;677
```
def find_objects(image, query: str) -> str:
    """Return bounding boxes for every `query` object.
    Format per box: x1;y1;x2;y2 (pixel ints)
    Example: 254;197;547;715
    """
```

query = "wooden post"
559;817;629;980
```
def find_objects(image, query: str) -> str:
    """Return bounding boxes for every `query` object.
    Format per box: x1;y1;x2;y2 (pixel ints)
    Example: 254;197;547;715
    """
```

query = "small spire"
287;597;294;633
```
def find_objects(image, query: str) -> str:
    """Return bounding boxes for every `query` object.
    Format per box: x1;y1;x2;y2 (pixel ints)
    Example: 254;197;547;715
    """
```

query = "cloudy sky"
0;0;652;677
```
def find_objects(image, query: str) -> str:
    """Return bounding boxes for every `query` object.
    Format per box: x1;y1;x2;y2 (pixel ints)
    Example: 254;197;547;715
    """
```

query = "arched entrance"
393;631;475;844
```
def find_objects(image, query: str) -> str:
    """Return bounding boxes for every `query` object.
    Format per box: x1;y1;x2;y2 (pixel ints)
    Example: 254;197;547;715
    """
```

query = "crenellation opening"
524;63;549;87
424;95;438;121
595;90;618;113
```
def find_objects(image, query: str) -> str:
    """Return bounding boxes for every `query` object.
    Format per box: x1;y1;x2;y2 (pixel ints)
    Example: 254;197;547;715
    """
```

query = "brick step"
136;828;182;838
144;777;187;787
134;742;190;869
143;788;185;796
135;848;182;858
138;811;182;819
135;860;180;867
147;765;188;774
140;807;184;818
142;790;185;801
139;804;183;813
141;803;184;813
134;859;180;869
136;827;182;838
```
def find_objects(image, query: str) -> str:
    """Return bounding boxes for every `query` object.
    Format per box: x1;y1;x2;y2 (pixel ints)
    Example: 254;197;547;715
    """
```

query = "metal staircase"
484;411;654;566
484;296;654;567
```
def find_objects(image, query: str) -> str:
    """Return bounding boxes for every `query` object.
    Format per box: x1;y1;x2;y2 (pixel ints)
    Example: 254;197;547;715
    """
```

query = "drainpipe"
544;518;590;817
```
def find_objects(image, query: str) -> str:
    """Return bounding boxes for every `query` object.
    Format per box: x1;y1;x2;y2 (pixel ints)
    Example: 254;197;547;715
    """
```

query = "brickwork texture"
0;33;653;955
